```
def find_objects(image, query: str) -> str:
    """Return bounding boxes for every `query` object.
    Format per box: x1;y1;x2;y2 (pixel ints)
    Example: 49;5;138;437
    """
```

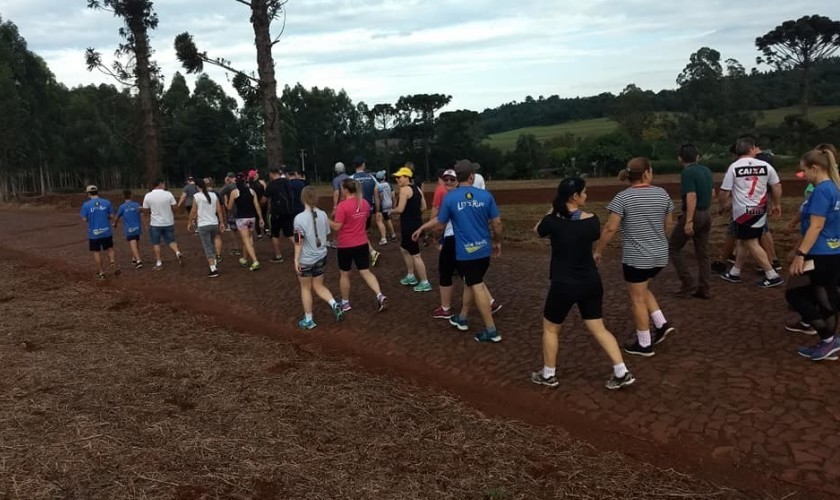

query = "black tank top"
251;180;266;204
401;185;423;228
235;186;257;218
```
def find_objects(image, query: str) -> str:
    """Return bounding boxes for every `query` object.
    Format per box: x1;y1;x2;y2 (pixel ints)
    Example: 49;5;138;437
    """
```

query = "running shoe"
249;262;261;272
653;323;675;345
110;262;121;276
530;371;559;388
208;269;220;278
153;263;163;271
270;255;285;263
802;338;840;361
298;318;316;330
177;253;184;266
370;250;380;267
605;372;636;390
376;295;388;312
215;255;223;264
490;300;502;315
786;320;817;335
95;272;106;281
719;272;741;283
422;234;430;247
400;275;419;286
134;261;144;269
388;234;397;241
623;340;655;357
239;257;248;268
474;329;502;343
449;316;469;331
432;306;453;319
341;300;352;312
332;302;345;321
231;249;242;256
756;276;784;288
379;238;388;245
711;260;728;274
413;281;432;292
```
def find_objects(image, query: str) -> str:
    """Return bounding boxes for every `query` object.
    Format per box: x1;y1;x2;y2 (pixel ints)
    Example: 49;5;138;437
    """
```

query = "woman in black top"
226;172;264;271
391;167;431;292
531;178;634;391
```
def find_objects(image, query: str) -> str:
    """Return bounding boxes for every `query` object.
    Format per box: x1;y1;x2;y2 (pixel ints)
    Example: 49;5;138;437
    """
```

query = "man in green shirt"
669;144;714;299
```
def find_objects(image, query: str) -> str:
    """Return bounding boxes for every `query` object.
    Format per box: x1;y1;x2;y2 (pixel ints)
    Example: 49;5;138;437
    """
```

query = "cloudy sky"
3;0;839;112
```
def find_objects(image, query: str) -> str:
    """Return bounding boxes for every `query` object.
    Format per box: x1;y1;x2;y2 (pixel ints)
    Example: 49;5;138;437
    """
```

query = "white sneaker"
379;238;388;245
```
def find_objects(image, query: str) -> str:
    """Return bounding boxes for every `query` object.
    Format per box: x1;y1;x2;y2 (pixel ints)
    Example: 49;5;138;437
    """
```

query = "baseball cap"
352;156;365;167
471;161;482;171
454;159;475;177
441;169;457;179
187;176;194;182
375;170;386;180
85;185;98;193
236;172;247;181
392;167;414;178
248;169;258;179
335;161;345;173
225;171;235;179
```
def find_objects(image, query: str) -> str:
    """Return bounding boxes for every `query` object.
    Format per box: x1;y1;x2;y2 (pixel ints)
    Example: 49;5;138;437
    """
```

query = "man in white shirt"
472;162;487;190
142;179;183;270
717;136;783;288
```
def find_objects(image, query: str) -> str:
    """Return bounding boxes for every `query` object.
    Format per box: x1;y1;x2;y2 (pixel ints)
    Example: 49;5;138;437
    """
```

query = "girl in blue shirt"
787;149;840;361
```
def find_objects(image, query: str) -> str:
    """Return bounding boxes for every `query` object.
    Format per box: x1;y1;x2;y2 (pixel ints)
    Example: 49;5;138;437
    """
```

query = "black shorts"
455;257;490;287
400;224;421;255
89;236;114;252
298;257;327;278
337;244;370;272
439;236;457;287
365;212;373;231
126;235;140;242
382;211;391;221
544;280;603;324
270;214;294;238
735;222;764;240
622;265;663;284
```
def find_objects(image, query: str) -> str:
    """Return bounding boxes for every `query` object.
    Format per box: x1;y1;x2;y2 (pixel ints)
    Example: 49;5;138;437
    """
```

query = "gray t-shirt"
293;208;330;265
183;183;198;206
606;185;674;269
219;183;237;218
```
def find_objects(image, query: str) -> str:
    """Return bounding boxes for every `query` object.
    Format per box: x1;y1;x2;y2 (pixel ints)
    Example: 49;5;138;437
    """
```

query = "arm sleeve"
720;168;734;191
605;192;624;215
767;166;780;185
169;192;176;205
142;195;149;209
437;198;451;225
666;196;675;214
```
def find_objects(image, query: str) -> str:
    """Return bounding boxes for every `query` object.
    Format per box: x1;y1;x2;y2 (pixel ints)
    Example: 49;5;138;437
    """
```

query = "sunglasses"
443;177;457;182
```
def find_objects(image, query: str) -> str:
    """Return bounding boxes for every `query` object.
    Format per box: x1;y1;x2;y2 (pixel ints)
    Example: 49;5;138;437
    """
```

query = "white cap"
334;162;345;173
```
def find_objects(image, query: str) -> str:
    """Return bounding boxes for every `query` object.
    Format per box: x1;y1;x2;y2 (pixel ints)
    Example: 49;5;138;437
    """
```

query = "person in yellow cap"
390;166;432;292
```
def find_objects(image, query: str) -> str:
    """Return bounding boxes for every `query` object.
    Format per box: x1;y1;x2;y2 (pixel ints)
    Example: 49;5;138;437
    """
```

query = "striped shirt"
606;185;674;269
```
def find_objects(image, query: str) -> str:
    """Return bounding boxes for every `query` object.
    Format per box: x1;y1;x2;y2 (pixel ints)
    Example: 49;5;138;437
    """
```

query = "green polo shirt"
680;163;713;211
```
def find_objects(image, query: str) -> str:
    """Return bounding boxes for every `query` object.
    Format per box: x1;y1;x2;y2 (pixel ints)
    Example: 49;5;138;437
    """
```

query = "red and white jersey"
721;157;780;227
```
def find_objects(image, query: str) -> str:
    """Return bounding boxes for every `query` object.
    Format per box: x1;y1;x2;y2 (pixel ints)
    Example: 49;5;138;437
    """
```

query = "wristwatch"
795;249;807;257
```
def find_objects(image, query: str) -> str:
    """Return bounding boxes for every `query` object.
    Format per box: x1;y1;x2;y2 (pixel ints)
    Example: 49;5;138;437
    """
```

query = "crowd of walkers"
81;137;840;390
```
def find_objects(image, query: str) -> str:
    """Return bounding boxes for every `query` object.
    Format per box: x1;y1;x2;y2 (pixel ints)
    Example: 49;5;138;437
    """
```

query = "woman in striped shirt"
594;157;676;357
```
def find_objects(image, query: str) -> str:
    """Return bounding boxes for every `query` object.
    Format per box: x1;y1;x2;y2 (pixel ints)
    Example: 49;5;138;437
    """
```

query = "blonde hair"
802;148;840;190
301;186;322;248
618;157;651;183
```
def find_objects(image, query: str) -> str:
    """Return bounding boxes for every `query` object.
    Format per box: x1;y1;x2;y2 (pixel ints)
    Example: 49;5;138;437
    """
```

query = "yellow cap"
392;167;414;178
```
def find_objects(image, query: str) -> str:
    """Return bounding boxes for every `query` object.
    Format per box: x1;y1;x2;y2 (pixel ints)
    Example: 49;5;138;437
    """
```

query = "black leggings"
785;254;840;340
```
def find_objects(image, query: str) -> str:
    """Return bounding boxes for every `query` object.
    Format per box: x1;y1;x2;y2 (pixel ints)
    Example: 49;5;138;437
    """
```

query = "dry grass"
0;259;747;499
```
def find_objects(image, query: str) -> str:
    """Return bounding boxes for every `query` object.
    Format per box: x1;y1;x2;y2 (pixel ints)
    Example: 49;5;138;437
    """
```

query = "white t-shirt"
473;173;486;190
142;188;177;227
193;191;219;227
721;157;780;227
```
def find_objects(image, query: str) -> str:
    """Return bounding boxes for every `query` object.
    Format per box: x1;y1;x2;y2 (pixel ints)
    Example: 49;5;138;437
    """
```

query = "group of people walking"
81;137;840;390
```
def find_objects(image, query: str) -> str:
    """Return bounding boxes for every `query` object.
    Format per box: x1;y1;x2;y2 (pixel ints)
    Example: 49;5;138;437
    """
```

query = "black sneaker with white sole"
207;269;220;278
653;323;675;345
605;372;635;390
756;276;784;288
530;371;559;388
624;340;655;357
719;272;741;283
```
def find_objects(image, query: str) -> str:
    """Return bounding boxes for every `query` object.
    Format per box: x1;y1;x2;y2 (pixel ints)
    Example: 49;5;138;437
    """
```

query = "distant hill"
485;106;840;152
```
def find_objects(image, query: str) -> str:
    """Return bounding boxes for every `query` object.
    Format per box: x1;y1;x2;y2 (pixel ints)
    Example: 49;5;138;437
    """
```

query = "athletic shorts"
235;218;256;231
400;224;421;255
735;223;764;240
89;236;114;252
455;257;490;287
126;234;140;242
226;216;238;231
622;265;663;284
439;236;458;287
298;257;327;278
381;211;392;221
337;244;370;272
270;214;294;238
544;280;603;324
149;225;175;245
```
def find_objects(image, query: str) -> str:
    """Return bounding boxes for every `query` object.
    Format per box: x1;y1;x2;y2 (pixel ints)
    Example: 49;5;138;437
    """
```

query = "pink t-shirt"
335;197;371;248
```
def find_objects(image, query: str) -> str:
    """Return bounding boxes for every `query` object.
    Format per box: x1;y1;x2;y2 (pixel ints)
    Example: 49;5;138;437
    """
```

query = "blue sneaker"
332;303;344;321
298;318;316;330
449;315;469;331
400;275;419;286
474;329;502;343
802;338;840;361
413;281;432;292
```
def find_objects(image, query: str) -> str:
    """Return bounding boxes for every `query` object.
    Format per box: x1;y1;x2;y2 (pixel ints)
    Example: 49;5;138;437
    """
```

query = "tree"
175;0;288;170
393;93;451;180
85;0;162;184
611;84;655;143
676;47;724;118
756;15;840;115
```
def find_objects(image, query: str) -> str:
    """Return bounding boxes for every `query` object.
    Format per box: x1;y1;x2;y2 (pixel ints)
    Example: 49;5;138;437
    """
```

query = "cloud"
3;0;839;111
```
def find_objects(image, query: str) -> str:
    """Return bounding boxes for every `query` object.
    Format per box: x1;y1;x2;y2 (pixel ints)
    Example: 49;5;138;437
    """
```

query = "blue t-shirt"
351;171;377;210
436;186;500;261
80;197;114;240
116;200;142;237
800;180;840;255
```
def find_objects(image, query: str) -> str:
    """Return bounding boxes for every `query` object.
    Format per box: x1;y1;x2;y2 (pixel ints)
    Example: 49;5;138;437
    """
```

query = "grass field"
486;105;840;152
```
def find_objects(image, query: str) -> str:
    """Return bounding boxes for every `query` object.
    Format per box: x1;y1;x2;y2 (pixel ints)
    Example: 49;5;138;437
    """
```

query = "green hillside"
486;106;840;152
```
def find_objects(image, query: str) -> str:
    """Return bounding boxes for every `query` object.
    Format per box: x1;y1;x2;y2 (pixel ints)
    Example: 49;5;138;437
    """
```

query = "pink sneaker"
432;306;453;319
490;300;502;315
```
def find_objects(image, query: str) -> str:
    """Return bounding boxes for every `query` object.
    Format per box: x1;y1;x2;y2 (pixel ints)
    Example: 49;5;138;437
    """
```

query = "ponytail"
195;178;211;204
802;148;840;190
300;186;322;248
552;177;586;219
618;157;651;183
